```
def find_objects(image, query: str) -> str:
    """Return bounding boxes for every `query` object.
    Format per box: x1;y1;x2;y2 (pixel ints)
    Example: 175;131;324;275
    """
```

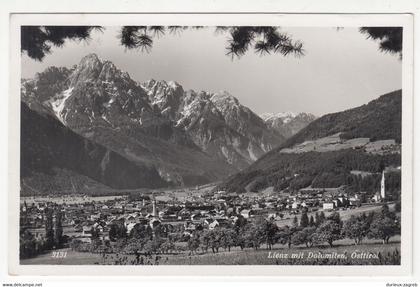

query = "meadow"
21;240;400;265
274;203;386;228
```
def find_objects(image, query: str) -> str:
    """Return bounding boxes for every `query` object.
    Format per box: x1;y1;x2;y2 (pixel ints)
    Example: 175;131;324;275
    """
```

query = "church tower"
380;170;386;199
152;198;157;217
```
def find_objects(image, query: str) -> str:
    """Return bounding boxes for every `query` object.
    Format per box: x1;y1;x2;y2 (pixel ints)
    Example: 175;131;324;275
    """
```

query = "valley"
21;53;315;195
15;23;406;271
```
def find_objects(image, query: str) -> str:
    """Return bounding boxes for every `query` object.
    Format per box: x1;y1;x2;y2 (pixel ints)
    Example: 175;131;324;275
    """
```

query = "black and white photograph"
7;12;414;277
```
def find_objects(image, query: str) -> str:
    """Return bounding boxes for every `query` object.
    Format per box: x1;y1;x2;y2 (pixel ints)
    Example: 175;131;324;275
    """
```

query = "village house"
90;213;101;221
149;218;161;229
349;197;361;206
183;221;196;232
82;225;92;236
240;209;252;219
206;219;219;230
191;213;205;222
322;202;335;210
126;222;137;234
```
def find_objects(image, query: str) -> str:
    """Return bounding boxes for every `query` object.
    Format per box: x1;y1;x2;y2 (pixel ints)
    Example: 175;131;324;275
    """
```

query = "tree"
54;208;64;248
394;201;401;213
209;229;225;253
153;224;168;238
89;237;103;253
199;229;212;253
21;26;303;61
20;229;37;259
114;237;128;253
21;26;102;61
219;228;236;252
368;216;399;244
292;216;299;228
109;221;127;241
121;238;143;255
318;211;326;225
368;208;400;244
130;223;153;240
234;214;248;232
300;212;309;228
342;214;370;245
314;211;327;227
160;239;175;254
359;27;402;58
380;204;396;220
278;225;298;249
309;215;315;227
259;220;279;250
109;224;118;241
44;207;54;249
143;237;164;255
291;226;316;247
235;230;247;250
328;212;343;226
315;212;320;226
187;233;200;254
243;224;264;250
91;227;100;240
313;220;342;247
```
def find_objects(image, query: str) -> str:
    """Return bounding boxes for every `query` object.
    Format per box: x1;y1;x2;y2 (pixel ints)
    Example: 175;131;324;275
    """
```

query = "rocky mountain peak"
68;54;133;89
210;91;240;108
22;54;292;187
142;79;185;121
69;53;104;86
37;53;155;129
221;90;402;194
143;79;184;95
260;111;316;139
99;61;118;79
261;112;297;122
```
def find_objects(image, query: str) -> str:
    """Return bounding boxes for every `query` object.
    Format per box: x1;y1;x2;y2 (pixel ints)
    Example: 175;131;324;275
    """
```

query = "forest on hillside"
277;90;402;151
221;149;401;195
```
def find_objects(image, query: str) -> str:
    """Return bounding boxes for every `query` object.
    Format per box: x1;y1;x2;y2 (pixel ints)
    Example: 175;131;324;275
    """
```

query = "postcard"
8;13;414;276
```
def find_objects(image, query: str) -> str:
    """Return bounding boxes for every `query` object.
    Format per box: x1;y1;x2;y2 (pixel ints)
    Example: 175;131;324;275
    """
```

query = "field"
21;240;400;265
163;242;400;265
20;195;126;205
279;133;399;155
274;203;387;228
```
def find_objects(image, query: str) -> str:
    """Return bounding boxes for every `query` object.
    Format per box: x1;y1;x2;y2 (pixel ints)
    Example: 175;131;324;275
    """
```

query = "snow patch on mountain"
101;114;113;126
261;111;317;138
26;54;287;176
260;111;299;123
210;91;240;110
48;87;74;124
247;143;258;161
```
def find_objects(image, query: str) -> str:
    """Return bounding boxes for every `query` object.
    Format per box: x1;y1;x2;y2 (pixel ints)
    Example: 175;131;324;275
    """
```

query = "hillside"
260;112;316;139
142;80;285;168
220;90;402;196
21;54;285;188
280;90;402;148
21;102;169;195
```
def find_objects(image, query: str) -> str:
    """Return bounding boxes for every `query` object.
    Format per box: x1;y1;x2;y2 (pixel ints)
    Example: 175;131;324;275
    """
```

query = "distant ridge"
21;101;168;194
260;112;316;139
220;90;402;195
21;54;293;194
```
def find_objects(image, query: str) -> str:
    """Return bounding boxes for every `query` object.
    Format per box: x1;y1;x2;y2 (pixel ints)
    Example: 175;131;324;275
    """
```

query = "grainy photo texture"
19;24;403;266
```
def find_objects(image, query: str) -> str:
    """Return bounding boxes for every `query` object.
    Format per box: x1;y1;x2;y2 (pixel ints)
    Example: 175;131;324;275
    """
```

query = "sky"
21;26;402;117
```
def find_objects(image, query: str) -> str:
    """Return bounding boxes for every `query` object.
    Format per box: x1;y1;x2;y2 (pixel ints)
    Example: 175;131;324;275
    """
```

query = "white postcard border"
8;13;414;277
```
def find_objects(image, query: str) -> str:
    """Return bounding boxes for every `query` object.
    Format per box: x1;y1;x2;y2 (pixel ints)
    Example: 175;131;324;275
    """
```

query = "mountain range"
220;90;402;195
21;53;315;195
260;112;317;139
21;102;167;194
